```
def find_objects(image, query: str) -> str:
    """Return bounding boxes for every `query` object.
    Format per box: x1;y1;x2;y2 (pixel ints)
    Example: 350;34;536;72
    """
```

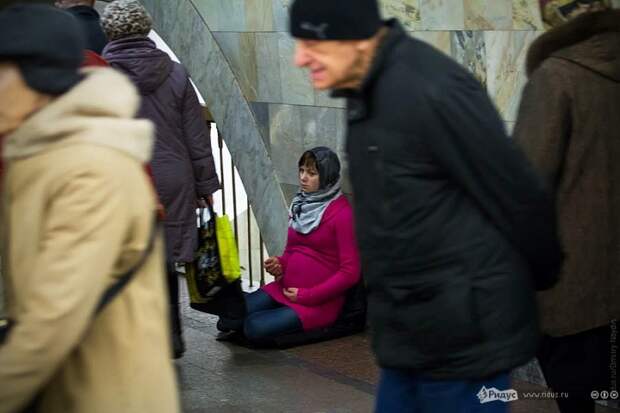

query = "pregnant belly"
282;252;333;289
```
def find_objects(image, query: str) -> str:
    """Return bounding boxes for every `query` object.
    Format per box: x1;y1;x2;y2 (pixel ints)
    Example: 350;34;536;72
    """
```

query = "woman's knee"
243;314;270;341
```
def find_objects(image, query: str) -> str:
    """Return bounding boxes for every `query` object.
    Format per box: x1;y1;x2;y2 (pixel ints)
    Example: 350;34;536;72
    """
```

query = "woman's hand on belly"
283;287;299;302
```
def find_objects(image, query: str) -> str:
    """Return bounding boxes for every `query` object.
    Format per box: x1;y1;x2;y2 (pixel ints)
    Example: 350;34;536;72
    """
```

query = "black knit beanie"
0;4;84;95
290;0;382;40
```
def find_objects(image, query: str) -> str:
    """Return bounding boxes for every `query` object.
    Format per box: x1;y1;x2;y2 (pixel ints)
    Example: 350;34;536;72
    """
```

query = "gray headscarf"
289;147;342;234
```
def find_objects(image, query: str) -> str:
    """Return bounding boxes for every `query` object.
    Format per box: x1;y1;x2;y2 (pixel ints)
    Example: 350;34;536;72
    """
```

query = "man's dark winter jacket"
340;20;562;379
103;37;220;263
66;6;107;54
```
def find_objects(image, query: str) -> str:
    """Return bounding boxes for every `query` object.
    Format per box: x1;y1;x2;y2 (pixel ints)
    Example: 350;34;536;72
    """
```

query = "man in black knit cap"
289;1;563;412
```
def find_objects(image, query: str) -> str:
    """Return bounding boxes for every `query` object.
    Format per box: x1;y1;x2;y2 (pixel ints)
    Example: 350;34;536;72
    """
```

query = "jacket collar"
4;68;153;163
526;9;620;77
332;19;407;122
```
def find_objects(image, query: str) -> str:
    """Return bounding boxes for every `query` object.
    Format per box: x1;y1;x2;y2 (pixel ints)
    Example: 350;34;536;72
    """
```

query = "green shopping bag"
186;207;245;319
215;214;241;283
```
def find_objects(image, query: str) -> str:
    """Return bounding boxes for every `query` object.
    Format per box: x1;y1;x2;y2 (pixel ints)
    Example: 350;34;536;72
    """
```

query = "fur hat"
101;0;152;42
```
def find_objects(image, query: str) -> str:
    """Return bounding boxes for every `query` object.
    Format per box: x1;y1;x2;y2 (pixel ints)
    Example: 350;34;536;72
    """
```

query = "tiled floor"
177;280;616;412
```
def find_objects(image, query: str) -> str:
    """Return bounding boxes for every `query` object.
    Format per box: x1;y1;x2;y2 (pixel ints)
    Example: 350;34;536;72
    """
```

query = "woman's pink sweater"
262;195;361;331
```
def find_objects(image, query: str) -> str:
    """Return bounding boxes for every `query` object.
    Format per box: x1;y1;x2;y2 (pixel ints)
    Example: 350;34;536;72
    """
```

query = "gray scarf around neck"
289;182;342;234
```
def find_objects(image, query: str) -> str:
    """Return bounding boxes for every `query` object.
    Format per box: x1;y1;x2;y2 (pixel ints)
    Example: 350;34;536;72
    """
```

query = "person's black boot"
167;264;185;359
172;328;186;359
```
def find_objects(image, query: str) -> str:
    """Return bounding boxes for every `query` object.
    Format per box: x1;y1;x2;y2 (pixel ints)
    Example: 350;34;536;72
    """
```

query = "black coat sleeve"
423;76;562;290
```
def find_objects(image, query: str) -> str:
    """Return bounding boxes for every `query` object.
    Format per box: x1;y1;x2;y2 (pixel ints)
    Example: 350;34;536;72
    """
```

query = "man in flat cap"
0;4;178;413
289;0;563;411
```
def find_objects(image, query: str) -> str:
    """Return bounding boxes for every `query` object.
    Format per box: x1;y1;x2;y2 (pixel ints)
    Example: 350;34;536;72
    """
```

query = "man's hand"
264;256;282;276
282;287;298;302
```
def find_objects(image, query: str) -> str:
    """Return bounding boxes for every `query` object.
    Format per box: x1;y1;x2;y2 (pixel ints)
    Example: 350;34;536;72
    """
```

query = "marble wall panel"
464;0;513;30
193;0;246;32
380;0;421;30
419;0;465;30
315;89;347;109
213;32;258;101
245;0;274;31
278;34;315;105
300;107;346;152
513;0;544;30
485;31;540;121
249;102;271;151
268;104;306;184
451;30;487;87
255;33;283;102
280;183;299;205
413;31;452;56
272;0;290;31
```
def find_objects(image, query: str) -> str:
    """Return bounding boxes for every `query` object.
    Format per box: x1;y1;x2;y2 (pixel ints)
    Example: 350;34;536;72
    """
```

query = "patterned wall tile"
451;30;487;88
485;31;540;121
419;0;465;30
464;0;513;29
513;0;544;30
380;0;421;30
413;31;452;56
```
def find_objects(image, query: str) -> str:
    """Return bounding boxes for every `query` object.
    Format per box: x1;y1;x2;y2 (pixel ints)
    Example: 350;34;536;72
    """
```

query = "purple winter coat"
103;37;220;263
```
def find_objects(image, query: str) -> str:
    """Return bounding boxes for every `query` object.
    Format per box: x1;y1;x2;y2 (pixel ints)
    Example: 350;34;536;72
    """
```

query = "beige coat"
514;10;620;337
0;68;179;413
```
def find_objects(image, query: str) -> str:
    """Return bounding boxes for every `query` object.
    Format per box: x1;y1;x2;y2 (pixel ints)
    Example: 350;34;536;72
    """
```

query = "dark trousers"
375;369;511;413
537;324;614;413
241;290;302;342
166;262;181;336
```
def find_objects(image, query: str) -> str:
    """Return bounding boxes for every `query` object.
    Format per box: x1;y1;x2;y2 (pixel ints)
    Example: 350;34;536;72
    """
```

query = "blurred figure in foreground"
0;5;179;413
101;0;220;359
514;1;619;412
55;0;108;54
290;0;563;412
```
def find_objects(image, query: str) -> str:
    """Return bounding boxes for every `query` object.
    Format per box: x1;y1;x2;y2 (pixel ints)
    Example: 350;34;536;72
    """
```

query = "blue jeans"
242;290;302;342
376;369;511;413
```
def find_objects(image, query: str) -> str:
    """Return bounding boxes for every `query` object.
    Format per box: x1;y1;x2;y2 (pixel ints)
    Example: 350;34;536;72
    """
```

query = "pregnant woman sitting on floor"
220;146;361;344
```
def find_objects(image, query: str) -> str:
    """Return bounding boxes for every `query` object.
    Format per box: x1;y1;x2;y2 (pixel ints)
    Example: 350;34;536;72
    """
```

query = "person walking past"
289;1;563;412
0;5;179;413
55;0;108;54
513;2;620;412
101;0;220;359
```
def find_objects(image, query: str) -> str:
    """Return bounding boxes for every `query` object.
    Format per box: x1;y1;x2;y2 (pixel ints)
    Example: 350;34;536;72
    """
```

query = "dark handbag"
0;218;159;412
186;206;246;319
